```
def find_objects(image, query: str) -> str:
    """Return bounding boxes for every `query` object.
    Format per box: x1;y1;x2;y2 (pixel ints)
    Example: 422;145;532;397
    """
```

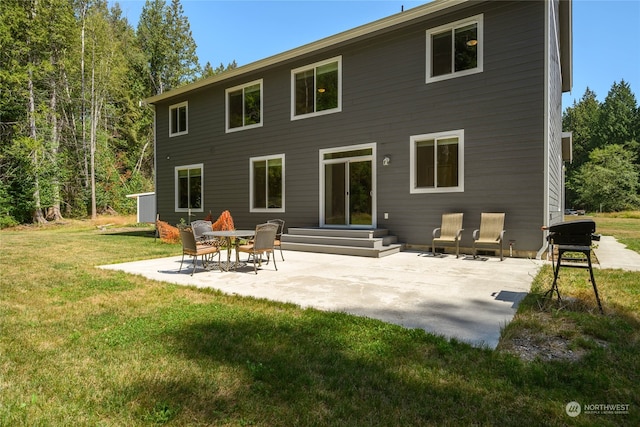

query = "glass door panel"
324;163;346;225
349;160;372;226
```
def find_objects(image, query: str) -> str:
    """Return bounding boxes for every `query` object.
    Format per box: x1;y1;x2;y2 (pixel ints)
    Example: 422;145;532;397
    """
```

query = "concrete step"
283;234;397;248
281;227;403;258
287;227;390;239
281;242;404;258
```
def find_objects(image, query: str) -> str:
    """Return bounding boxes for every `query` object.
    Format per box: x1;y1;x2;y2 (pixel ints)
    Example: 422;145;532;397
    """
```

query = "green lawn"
590;211;640;253
0;216;639;426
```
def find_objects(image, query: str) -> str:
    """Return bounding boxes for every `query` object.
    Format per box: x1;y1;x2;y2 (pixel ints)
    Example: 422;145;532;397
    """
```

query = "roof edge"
559;0;573;93
143;0;468;105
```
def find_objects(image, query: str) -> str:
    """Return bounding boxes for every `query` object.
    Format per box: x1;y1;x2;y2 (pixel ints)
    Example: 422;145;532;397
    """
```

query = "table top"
204;229;255;238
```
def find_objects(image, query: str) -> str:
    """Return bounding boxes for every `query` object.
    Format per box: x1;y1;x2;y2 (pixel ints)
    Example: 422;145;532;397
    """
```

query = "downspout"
536;0;552;260
149;103;157;220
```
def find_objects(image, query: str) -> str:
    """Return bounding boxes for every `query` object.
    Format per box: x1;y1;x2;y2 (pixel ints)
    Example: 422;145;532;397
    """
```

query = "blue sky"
111;0;640;109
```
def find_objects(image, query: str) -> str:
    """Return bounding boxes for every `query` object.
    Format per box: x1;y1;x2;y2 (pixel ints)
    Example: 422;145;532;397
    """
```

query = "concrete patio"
100;249;543;349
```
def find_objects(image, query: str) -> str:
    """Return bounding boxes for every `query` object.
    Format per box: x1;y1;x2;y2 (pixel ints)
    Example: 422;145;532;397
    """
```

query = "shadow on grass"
101;229;156;238
121;303;621;425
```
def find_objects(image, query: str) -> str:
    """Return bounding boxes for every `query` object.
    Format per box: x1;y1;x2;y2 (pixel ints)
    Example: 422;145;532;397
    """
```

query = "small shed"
126;192;156;223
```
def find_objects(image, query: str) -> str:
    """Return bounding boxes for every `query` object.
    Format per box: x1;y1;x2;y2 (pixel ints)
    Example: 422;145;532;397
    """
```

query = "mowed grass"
591;211;640;253
1;215;639;426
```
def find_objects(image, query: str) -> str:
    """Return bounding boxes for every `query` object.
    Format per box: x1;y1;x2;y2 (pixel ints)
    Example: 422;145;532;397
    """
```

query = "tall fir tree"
562;88;601;172
599;80;638;148
137;0;199;96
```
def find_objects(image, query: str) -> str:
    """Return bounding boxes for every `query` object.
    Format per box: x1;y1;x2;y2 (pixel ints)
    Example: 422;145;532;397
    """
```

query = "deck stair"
281;228;403;258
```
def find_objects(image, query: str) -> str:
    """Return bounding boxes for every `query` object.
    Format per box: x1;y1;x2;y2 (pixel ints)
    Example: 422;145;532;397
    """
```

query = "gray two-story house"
145;0;572;259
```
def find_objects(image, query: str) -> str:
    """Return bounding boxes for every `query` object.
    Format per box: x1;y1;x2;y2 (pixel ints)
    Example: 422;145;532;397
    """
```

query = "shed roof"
125;192;155;198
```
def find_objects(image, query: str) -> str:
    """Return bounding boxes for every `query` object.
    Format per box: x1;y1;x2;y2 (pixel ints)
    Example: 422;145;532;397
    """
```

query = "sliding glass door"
321;145;375;227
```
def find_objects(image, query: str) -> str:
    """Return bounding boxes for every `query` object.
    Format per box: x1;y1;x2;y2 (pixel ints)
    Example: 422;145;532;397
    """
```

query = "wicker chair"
267;219;285;261
191;220;213;244
237;223;279;274
179;228;221;275
473;213;506;261
431;213;464;258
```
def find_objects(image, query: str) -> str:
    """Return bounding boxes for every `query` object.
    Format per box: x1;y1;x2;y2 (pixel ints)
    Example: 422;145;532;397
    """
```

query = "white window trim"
410;130;464;194
225;79;264;133
426;14;483;84
174;163;204;212
291;56;342;121
169;101;188;137
249;154;285;213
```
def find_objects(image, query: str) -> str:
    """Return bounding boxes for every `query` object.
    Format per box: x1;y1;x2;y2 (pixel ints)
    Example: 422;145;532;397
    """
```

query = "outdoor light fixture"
383;155;391;166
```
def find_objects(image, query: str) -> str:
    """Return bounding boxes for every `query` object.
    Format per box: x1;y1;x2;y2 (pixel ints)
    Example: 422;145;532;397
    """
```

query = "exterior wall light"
383;155;391;166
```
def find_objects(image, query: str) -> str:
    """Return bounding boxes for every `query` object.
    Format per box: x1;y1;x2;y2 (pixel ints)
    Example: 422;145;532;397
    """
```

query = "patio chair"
431;213;464;258
267;219;285;261
473;213;506;261
191;220;213;244
179;228;221;275
237;223;279;274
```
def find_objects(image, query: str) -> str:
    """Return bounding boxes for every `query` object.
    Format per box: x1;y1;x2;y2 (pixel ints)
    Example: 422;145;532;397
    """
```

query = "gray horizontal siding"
154;0;552;254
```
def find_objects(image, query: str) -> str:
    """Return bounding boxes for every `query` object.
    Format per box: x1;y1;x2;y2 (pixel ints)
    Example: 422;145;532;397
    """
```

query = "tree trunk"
90;41;97;220
28;68;47;225
48;73;64;221
80;2;89;191
26;1;47;224
133;141;149;176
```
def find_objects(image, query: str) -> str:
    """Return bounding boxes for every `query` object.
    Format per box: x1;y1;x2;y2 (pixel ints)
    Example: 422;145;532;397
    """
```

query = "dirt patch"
499;331;587;362
498;307;609;362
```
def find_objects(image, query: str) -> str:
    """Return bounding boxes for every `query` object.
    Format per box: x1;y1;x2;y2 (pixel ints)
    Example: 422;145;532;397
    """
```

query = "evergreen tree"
568;144;639;212
599;80;638;148
201;60;238;79
562;88;601;172
137;0;168;96
137;0;199;96
165;0;200;88
563;82;640;212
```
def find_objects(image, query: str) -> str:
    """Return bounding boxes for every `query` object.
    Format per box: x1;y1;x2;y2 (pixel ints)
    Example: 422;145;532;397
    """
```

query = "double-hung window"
426;14;483;83
169;101;188;136
410;130;464;193
226;79;263;132
175;164;203;212
291;56;341;120
250;154;284;212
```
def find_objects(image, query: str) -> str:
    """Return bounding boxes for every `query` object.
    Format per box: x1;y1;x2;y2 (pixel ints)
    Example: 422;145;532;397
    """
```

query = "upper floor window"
291;56;342;120
175;164;203;212
426;15;483;83
410;130;464;193
250;154;284;212
169;101;188;136
226;79;263;132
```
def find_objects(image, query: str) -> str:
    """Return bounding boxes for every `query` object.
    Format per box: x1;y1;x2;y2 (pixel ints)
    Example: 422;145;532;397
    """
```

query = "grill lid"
547;219;596;235
546;219;599;245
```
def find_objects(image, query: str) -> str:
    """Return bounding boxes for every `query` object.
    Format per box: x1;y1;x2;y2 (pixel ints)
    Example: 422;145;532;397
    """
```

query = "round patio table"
203;230;255;271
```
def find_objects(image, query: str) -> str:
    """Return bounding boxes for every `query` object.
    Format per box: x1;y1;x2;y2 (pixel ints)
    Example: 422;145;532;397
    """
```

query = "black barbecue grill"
544;219;603;313
546;219;600;246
